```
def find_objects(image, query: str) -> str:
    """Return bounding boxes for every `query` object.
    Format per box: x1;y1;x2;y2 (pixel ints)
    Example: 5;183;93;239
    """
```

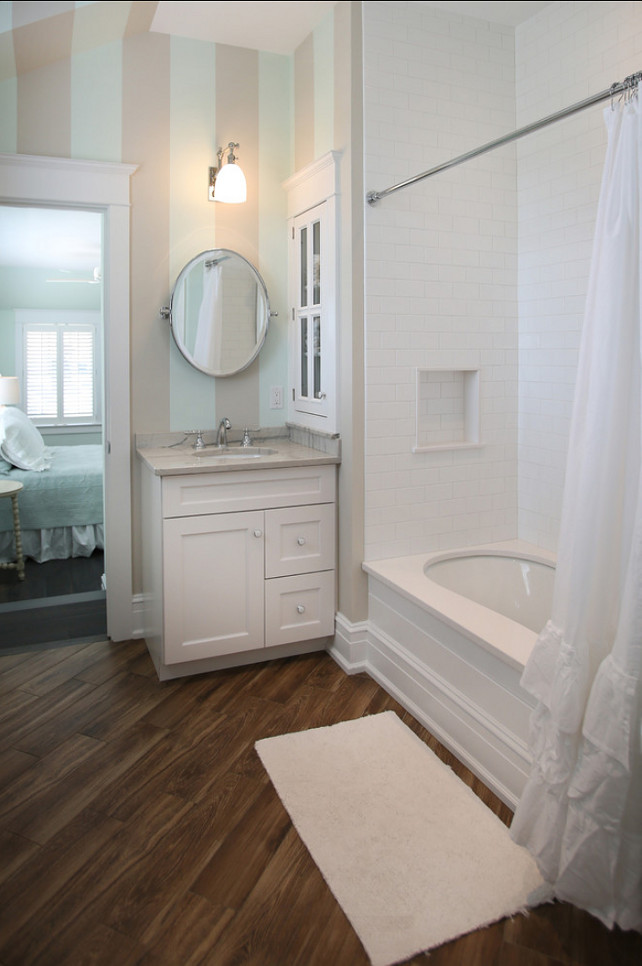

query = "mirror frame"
169;248;271;377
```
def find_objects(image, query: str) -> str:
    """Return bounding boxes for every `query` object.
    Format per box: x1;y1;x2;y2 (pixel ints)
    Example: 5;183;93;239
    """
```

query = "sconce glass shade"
0;375;19;406
213;160;247;204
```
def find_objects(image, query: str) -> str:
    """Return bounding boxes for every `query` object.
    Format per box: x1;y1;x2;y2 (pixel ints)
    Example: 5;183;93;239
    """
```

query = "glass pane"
313;315;321;399
300;317;308;397
63;329;94;418
312;221;320;305
300;227;308;307
25;329;57;418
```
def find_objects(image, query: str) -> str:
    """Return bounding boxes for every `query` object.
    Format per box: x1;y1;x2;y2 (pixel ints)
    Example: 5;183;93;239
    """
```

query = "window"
17;312;101;427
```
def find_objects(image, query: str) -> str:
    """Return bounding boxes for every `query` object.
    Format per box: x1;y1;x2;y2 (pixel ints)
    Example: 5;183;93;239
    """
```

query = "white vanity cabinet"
140;461;336;679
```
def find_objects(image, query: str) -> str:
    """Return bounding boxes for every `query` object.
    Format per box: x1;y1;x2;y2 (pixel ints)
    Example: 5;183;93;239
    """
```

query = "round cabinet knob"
253;529;263;538
297;537;306;546
296;604;306;614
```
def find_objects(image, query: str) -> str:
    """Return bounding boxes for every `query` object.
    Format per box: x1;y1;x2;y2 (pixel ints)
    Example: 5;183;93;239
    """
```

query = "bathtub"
330;541;556;807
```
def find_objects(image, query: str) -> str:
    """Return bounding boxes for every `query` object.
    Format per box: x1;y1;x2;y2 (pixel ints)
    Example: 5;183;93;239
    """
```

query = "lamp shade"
0;375;19;405
214;161;247;204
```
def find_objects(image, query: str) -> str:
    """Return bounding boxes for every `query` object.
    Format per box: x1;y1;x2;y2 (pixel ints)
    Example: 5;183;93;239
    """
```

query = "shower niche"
413;368;481;452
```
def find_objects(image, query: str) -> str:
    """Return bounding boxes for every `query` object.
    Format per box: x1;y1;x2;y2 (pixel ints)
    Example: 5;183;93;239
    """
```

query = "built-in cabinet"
284;151;339;435
140;461;336;679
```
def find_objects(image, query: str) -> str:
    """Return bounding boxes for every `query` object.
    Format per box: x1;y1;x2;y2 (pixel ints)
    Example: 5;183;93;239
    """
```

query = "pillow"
0;406;53;471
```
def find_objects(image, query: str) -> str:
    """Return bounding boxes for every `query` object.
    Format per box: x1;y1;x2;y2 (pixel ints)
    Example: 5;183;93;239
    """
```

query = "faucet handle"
193;430;205;450
241;427;253;447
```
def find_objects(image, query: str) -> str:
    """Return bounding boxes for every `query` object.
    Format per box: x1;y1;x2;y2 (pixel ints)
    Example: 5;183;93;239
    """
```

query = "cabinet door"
264;503;335;577
163;510;264;664
290;202;335;427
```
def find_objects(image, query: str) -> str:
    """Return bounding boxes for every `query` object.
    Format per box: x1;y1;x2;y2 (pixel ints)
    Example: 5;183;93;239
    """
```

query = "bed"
0;407;103;564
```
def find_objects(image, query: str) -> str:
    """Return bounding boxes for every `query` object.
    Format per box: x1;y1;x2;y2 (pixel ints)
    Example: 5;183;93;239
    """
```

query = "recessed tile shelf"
413;368;481;453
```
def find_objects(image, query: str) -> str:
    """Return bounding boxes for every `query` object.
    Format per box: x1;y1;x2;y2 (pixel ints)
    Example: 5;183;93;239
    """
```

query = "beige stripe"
122;31;171;433
125;0;159;37
17;58;71;157
213;42;260;423
294;33;314;171
12;10;73;75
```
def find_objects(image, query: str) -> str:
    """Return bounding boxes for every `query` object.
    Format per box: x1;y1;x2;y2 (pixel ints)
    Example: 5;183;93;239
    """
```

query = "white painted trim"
283;150;341;217
328;610;531;810
131;593;146;640
0;154;137;206
0;153;138;641
330;611;370;671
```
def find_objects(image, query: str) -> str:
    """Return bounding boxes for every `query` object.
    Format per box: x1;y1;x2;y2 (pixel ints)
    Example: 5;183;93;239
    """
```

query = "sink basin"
194;446;277;460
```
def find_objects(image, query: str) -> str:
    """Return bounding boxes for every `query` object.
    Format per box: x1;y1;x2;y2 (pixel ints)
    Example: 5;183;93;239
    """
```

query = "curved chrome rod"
366;72;642;206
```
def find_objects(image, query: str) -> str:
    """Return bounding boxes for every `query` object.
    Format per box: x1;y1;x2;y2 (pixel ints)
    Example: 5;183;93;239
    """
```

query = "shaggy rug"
255;711;543;966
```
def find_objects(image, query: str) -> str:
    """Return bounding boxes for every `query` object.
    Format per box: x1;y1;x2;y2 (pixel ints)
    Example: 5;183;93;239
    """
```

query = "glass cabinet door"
293;203;327;418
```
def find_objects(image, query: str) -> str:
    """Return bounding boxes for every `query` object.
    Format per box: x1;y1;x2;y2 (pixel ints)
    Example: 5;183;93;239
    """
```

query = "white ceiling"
0;207;102;272
150;1;340;55
150;1;552;53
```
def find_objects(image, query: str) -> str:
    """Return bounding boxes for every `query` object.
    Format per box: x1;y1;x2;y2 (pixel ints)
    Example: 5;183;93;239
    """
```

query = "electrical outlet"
270;385;283;409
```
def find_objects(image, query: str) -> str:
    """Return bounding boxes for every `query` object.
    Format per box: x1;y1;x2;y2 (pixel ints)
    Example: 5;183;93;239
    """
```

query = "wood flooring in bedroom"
0;552;106;648
0;642;639;966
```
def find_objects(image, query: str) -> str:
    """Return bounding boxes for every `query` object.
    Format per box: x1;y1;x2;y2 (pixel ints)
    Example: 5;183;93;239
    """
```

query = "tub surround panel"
331;603;534;810
331;538;555;807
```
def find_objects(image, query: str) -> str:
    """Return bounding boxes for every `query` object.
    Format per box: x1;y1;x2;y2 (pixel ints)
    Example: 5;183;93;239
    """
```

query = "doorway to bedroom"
0;205;106;647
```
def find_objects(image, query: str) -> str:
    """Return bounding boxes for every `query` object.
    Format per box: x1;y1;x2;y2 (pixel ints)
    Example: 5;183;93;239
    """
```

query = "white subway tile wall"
364;0;642;561
364;1;518;560
516;1;642;550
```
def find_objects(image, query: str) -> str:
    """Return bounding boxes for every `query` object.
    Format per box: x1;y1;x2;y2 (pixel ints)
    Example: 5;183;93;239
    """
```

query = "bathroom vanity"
137;437;339;680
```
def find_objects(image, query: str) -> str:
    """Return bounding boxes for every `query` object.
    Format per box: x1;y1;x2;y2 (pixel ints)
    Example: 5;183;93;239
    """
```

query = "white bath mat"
256;711;543;966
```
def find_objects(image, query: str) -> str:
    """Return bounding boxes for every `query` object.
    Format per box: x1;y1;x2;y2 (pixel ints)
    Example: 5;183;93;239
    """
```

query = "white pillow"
0;407;53;471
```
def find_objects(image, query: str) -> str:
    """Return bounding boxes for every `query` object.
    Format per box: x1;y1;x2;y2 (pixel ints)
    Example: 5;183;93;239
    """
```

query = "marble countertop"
137;436;340;477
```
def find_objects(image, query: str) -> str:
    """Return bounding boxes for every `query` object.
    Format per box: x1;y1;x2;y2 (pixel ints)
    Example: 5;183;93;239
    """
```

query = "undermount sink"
194;446;278;459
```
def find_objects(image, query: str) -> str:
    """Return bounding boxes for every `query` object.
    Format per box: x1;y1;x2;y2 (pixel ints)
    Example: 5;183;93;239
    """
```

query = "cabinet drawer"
162;465;335;518
265;571;335;647
264;503;335;577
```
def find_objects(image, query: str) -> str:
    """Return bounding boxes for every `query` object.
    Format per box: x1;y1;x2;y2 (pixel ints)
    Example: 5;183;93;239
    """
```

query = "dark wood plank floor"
0;552;106;648
0;551;105;605
0;640;639;966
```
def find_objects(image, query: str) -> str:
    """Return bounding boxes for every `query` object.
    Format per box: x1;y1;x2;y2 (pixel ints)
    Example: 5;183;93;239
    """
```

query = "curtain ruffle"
512;638;641;931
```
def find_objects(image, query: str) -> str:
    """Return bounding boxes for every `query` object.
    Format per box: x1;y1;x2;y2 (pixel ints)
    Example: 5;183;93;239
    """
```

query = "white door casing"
0;153;137;641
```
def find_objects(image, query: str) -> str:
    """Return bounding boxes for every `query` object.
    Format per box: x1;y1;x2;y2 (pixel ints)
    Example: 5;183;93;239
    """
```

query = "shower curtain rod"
366;71;642;206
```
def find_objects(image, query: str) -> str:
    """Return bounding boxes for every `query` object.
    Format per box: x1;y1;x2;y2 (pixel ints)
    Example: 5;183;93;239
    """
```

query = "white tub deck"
330;541;556;809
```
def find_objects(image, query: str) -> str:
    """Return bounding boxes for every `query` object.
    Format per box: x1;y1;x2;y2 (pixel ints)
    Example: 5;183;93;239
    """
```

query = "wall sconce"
0;375;19;410
209;142;247;204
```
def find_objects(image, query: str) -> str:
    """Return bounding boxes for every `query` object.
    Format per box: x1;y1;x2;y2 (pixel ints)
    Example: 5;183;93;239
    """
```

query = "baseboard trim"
130;593;146;640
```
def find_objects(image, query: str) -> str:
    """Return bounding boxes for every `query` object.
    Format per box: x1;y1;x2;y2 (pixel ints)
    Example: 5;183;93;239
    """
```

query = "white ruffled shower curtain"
510;89;642;932
193;261;223;371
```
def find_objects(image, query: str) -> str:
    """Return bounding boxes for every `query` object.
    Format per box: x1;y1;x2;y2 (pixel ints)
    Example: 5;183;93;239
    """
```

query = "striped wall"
0;0;337;441
0;0;342;594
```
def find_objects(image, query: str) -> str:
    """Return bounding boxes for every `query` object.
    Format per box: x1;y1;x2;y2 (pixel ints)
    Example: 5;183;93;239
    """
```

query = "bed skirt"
0;524;104;564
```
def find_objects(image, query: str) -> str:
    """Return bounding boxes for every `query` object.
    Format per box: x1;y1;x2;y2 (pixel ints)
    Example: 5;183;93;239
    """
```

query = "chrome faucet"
217;417;231;448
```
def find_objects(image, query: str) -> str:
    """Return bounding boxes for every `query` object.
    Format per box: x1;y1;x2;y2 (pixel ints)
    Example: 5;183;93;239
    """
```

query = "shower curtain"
511;89;642;932
193;262;222;371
